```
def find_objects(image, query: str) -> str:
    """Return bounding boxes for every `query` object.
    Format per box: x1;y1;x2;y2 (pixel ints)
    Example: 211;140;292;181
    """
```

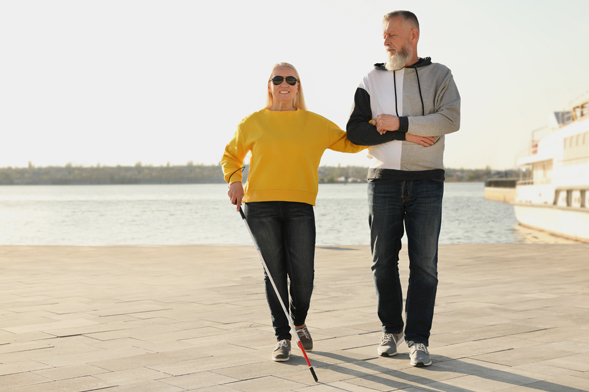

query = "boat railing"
572;100;589;121
517;178;552;186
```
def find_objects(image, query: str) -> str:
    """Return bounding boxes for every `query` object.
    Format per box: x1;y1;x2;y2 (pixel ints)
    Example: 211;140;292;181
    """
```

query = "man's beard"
385;45;412;71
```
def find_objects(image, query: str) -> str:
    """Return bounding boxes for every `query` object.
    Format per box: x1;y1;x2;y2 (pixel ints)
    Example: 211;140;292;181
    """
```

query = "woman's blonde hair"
265;62;307;111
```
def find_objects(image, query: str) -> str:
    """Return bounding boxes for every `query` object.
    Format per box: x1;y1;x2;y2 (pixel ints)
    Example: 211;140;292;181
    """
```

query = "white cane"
238;207;318;382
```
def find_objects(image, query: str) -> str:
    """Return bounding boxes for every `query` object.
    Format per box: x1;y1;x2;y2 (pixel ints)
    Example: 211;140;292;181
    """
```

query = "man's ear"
411;28;419;44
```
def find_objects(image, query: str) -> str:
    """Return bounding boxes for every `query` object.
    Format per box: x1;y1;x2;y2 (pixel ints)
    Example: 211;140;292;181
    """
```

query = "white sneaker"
410;343;432;367
377;332;404;356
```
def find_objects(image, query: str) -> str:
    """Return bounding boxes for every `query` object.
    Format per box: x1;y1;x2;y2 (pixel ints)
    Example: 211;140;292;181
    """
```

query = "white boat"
513;98;589;243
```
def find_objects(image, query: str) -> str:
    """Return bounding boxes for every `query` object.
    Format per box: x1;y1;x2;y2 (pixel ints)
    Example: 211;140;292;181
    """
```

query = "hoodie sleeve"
403;70;460;137
346;87;407;146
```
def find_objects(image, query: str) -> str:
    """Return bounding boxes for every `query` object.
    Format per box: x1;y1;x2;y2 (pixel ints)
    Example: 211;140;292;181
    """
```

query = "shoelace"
276;340;290;349
412;343;429;354
381;333;395;345
297;327;310;339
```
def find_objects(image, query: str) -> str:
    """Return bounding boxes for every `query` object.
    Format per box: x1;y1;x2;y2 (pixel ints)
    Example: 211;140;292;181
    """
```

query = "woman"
221;62;433;362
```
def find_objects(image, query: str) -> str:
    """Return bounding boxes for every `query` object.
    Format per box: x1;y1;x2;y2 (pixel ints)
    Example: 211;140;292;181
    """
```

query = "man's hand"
373;114;400;135
228;182;244;211
406;133;436;147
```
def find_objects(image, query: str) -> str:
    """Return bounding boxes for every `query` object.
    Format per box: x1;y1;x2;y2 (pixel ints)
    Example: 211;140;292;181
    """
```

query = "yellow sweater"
221;109;366;206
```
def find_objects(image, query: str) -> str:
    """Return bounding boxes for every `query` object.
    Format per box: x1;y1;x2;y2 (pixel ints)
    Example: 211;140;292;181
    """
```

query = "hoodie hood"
373;57;433;117
374;57;432;71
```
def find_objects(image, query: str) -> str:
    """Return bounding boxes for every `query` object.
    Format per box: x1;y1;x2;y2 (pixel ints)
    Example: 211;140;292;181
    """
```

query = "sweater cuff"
398;116;409;133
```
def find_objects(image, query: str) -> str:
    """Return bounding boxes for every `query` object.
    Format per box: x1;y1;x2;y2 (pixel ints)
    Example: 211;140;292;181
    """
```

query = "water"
0;183;574;246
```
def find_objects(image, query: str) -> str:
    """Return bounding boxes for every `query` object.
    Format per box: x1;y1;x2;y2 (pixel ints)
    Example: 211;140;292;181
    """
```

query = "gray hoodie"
346;57;461;180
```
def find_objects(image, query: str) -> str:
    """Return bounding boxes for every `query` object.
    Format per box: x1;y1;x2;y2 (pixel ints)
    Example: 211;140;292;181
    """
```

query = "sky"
2;0;589;170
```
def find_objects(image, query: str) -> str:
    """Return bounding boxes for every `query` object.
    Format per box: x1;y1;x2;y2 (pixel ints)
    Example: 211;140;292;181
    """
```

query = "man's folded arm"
346;88;406;146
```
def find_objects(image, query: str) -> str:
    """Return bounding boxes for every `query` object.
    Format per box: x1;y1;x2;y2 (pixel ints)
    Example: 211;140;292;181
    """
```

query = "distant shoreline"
0;164;517;185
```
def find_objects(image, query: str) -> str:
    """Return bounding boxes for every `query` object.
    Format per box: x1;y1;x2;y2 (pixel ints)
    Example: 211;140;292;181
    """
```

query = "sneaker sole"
411;360;432;367
272;356;290;362
378;349;398;357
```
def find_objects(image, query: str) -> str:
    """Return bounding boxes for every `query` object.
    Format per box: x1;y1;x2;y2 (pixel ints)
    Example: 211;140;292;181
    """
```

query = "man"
346;10;460;367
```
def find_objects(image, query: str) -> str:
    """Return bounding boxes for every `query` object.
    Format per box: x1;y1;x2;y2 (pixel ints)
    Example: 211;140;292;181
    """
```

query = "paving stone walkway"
1;244;588;391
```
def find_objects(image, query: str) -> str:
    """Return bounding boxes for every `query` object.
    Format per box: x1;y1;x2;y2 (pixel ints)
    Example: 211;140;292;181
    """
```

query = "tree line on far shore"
0;162;518;186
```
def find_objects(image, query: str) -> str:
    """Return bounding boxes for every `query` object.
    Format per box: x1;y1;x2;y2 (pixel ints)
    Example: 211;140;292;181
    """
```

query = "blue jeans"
368;179;443;346
244;201;315;341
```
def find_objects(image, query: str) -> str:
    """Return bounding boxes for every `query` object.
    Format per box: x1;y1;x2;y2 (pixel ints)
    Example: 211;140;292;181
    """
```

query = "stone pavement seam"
1;244;588;392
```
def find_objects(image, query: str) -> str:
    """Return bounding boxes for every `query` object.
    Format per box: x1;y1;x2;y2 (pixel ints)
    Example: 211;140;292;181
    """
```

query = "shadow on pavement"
305;351;587;392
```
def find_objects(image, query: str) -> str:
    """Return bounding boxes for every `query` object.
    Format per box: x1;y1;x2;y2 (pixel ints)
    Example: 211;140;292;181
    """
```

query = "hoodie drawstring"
394;67;425;118
393;70;400;117
414;67;425;116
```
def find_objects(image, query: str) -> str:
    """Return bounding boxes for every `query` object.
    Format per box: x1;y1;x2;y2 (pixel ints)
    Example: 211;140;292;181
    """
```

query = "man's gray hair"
383;11;419;30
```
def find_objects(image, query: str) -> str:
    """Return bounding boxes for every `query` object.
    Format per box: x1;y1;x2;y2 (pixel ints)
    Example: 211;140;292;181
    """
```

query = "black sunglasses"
269;76;299;86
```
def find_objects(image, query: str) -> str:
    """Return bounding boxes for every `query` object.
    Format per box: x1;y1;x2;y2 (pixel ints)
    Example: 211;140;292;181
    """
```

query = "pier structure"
1;244;588;391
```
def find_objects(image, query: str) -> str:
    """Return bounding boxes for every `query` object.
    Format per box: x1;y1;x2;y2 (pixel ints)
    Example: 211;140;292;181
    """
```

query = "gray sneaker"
272;339;291;362
377;332;404;356
296;326;313;350
410;343;432;367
